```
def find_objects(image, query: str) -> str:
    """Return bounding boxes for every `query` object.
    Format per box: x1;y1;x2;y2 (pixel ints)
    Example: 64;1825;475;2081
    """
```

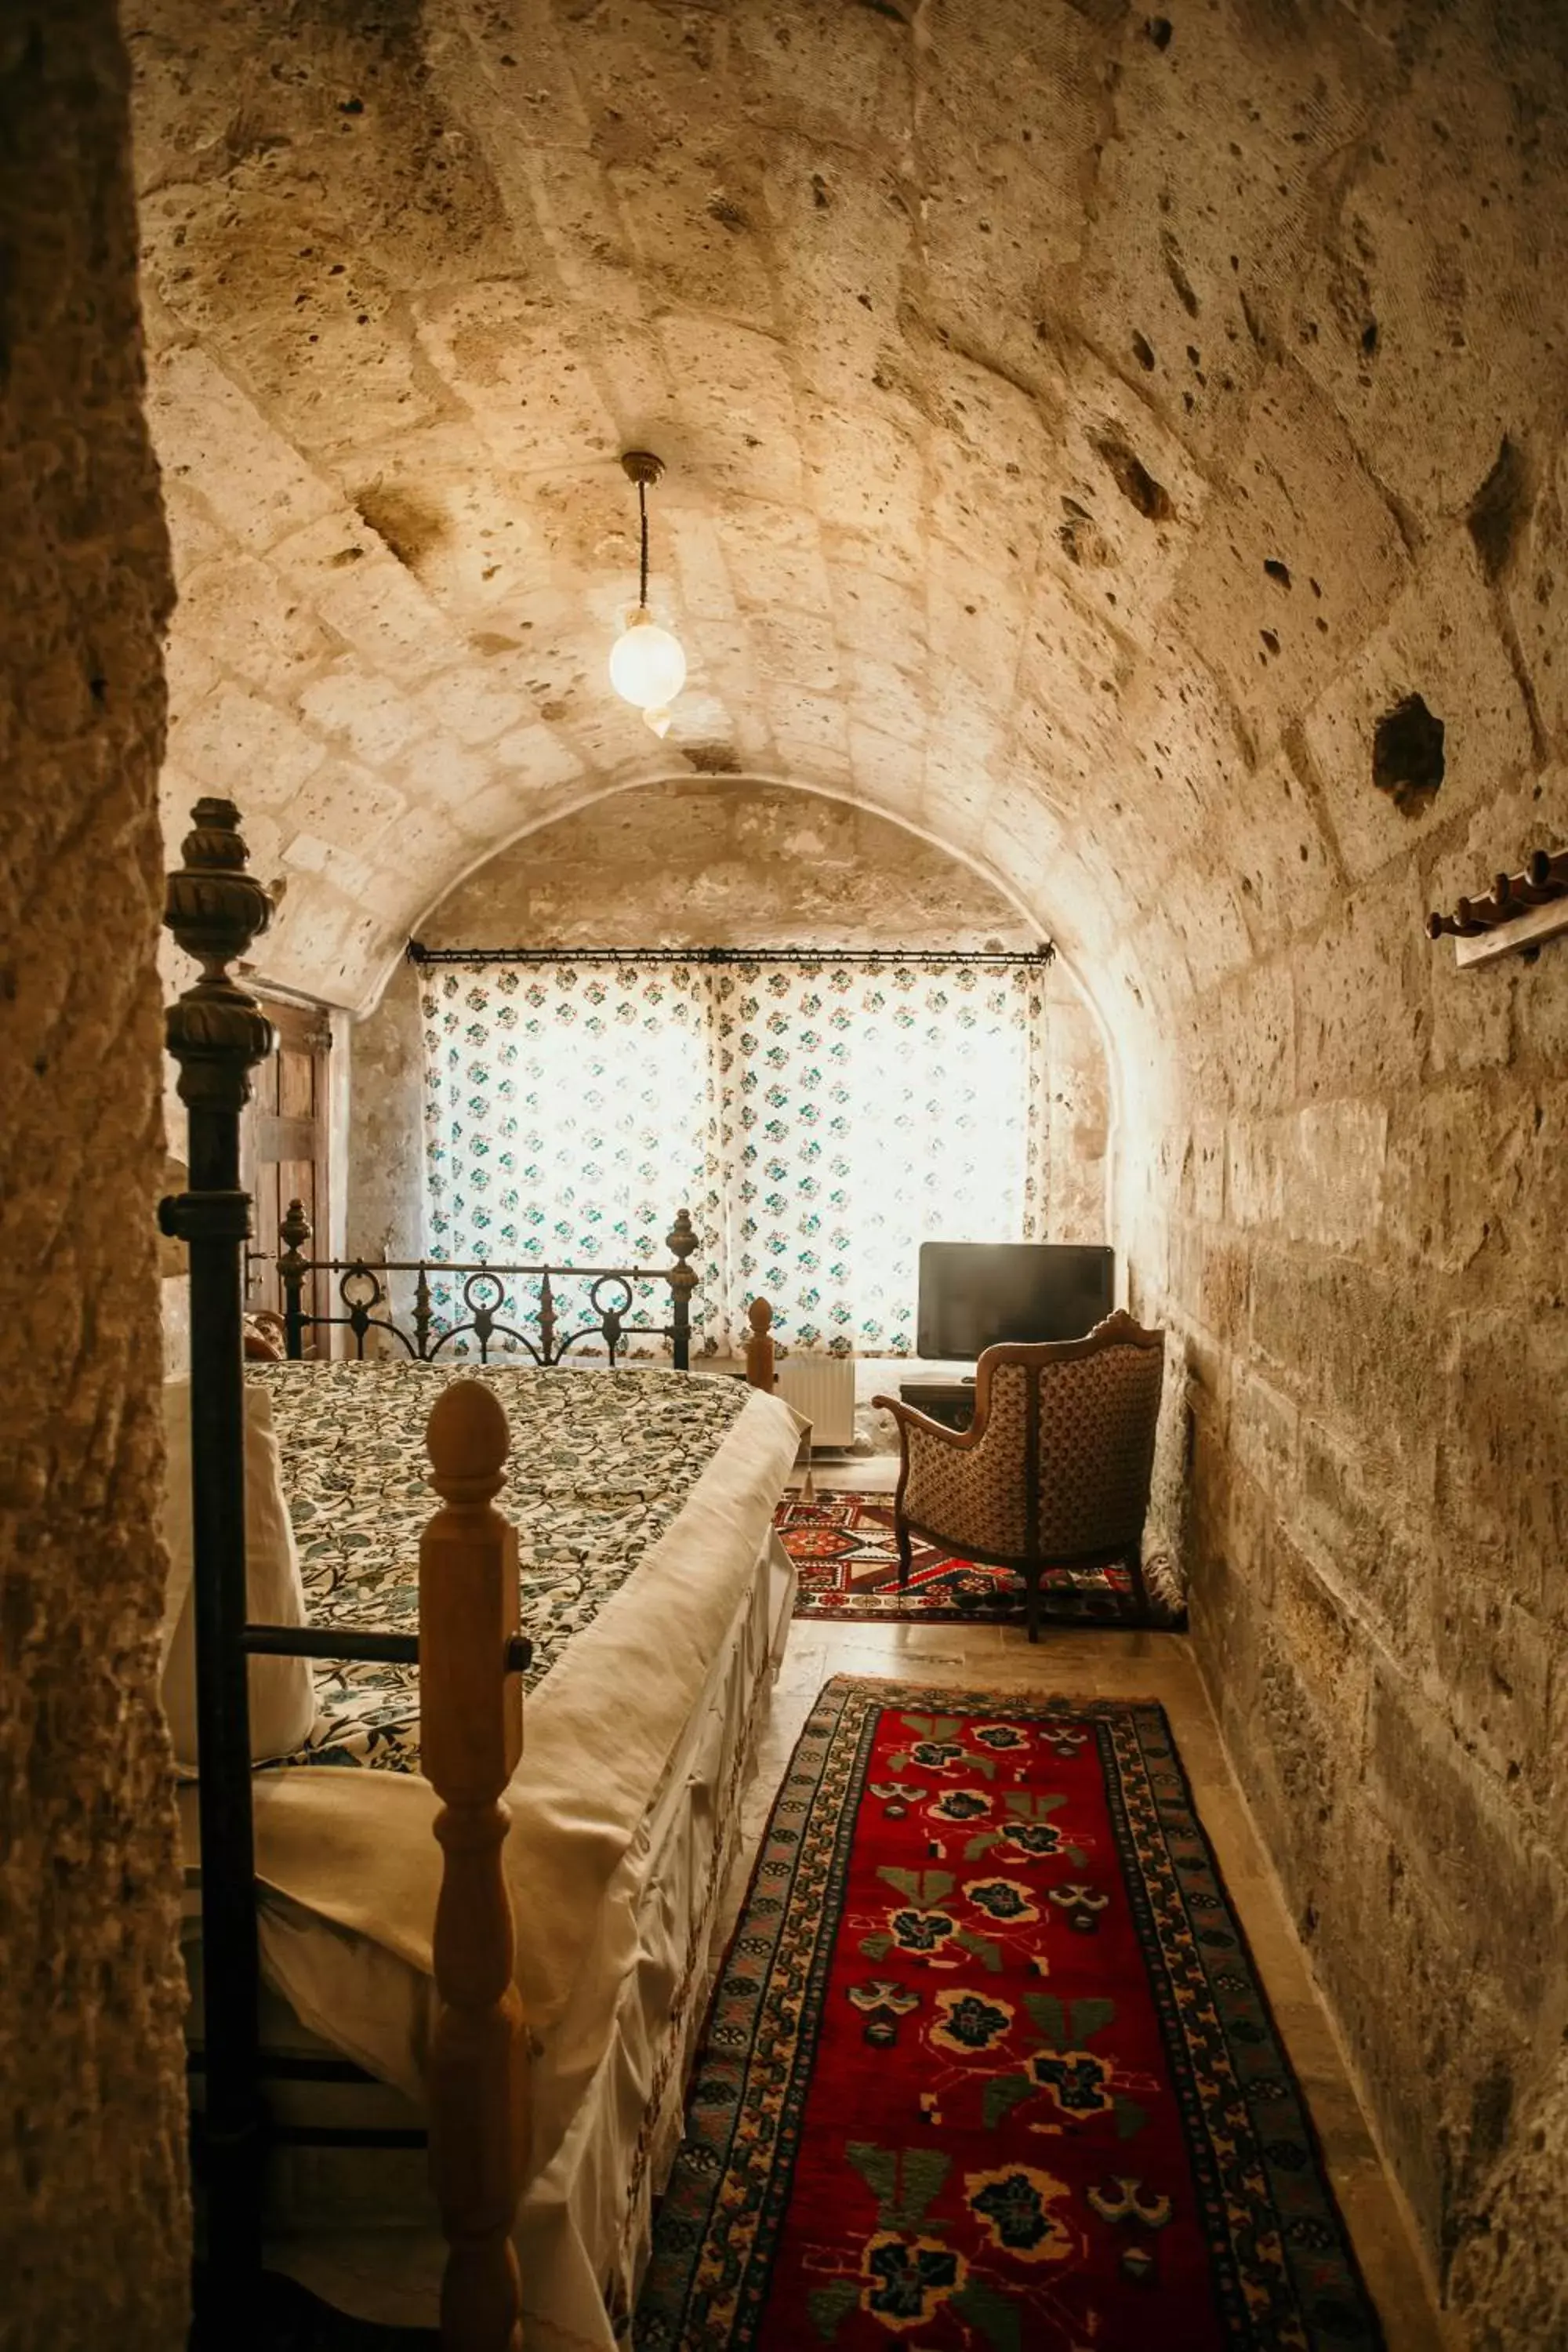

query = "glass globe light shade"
642;704;673;739
609;608;686;713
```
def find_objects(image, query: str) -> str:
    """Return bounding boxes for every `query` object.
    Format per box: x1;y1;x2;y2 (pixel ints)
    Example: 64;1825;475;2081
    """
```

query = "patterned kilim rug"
635;1677;1381;2351
776;1492;1185;1628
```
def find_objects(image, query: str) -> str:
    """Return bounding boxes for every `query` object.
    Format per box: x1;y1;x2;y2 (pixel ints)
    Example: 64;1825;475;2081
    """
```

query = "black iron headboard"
274;1201;699;1369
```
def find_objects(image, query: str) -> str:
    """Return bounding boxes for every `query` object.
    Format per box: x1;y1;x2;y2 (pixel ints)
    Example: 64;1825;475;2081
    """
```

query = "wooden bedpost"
421;1382;527;2352
278;1196;312;1359
745;1297;775;1392
666;1206;698;1370
161;798;276;2308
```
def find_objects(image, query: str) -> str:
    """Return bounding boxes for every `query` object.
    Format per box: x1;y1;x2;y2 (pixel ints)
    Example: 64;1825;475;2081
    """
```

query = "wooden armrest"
871;1394;971;1451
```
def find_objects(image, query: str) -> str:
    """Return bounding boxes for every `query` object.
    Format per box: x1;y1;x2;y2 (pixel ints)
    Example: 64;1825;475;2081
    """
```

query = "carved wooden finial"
665;1207;699;1370
278;1197;313;1257
744;1295;776;1392
426;1378;510;1511
276;1197;315;1359
163;799;276;1116
666;1205;699;1298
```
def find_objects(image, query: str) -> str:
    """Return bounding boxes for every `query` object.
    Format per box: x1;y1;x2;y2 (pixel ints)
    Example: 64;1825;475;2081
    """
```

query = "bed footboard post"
160;799;277;2304
421;1382;527;2352
278;1196;312;1359
666;1206;697;1370
745;1296;776;1391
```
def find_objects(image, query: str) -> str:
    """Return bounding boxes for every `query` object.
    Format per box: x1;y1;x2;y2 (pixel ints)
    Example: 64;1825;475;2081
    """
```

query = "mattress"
246;1357;757;1766
182;1361;805;2347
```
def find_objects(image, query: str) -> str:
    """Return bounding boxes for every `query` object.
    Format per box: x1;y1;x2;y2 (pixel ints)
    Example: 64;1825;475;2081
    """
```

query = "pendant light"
609;450;686;738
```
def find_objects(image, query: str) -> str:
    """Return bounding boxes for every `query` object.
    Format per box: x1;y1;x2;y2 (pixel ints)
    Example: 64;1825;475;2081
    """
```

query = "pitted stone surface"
1450;2045;1568;2347
126;0;1568;2322
127;0;1564;1017
413;775;1036;955
347;776;1112;1271
2;5;190;2343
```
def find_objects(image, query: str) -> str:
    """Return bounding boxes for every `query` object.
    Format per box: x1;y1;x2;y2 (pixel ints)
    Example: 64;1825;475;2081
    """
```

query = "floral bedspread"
248;1360;750;1774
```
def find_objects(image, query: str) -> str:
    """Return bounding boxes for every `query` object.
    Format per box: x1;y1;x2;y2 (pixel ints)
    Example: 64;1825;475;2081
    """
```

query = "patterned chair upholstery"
873;1311;1165;1640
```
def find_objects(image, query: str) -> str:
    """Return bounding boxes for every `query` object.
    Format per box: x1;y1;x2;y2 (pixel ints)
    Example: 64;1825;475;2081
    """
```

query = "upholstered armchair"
873;1310;1165;1640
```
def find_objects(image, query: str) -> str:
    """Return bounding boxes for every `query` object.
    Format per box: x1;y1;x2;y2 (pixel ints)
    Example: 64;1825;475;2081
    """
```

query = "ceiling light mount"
610;448;685;739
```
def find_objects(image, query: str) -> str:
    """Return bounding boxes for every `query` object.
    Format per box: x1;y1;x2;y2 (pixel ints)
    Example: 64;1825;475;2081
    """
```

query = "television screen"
916;1243;1115;1360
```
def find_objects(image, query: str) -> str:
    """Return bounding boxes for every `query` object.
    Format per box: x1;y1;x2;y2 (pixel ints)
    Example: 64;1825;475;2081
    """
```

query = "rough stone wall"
347;779;1109;1269
0;6;190;2345
1040;984;1110;1254
1450;2045;1568;2347
1120;507;1568;2303
132;0;1565;1026
408;778;1038;956
351;956;429;1270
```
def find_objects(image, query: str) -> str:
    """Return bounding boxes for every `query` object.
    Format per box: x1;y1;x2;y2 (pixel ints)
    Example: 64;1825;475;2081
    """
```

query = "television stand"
898;1376;977;1433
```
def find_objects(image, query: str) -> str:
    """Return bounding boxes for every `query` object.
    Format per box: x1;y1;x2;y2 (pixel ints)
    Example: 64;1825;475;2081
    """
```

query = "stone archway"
344;773;1115;1279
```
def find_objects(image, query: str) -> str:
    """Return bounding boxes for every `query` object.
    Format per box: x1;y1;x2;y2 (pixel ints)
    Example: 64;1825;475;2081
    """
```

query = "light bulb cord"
638;477;649;610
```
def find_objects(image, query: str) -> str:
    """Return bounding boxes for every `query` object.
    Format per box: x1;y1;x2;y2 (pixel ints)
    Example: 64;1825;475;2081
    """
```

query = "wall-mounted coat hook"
1427;848;1568;967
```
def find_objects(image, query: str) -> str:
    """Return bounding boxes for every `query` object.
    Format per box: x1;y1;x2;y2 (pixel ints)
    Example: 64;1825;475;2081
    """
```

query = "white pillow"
160;1379;317;1767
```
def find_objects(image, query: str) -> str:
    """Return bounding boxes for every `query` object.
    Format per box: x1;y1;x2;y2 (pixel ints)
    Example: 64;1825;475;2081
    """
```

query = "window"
420;959;1047;1356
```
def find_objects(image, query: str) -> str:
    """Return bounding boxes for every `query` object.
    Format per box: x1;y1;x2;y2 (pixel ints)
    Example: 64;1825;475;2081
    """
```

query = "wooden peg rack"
1426;847;1568;967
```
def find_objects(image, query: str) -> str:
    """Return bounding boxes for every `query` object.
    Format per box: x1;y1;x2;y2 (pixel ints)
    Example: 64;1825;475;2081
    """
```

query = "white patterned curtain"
714;964;1046;1353
420;958;1047;1357
420;963;720;1355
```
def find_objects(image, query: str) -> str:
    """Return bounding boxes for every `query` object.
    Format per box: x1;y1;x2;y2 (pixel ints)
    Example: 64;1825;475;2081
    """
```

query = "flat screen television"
916;1242;1116;1360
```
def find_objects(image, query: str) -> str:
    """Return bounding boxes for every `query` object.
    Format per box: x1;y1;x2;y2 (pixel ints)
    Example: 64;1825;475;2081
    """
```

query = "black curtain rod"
408;941;1055;969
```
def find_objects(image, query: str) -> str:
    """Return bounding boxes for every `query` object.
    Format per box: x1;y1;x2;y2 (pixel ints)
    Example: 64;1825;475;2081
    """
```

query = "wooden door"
243;996;332;1346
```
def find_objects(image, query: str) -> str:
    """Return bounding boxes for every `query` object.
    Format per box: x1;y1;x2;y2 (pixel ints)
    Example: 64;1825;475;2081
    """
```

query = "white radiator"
774;1354;858;1447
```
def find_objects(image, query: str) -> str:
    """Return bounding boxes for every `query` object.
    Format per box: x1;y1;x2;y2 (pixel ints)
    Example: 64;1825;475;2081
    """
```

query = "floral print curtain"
422;963;720;1353
711;964;1047;1354
420;959;1047;1357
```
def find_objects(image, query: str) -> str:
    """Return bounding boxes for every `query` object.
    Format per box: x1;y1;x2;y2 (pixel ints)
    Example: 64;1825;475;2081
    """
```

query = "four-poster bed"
160;799;798;2349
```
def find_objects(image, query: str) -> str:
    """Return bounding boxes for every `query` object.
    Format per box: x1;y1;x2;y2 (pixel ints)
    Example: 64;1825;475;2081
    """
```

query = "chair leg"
896;1519;913;1592
1127;1544;1152;1625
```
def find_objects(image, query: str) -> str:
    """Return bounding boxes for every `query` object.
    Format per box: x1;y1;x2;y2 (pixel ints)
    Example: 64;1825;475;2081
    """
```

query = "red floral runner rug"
635;1677;1380;2351
776;1493;1185;1628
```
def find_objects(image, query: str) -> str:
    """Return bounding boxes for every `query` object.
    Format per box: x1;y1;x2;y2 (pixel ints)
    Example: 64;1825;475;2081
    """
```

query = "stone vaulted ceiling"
129;0;1568;1020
